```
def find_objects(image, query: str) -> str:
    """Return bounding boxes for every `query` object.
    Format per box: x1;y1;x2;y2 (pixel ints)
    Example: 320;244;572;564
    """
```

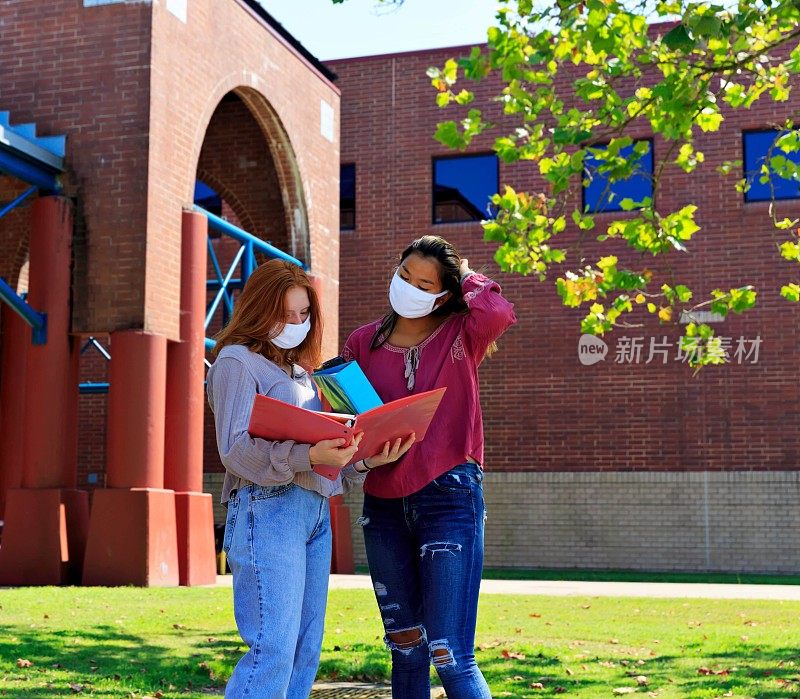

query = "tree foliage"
423;0;800;369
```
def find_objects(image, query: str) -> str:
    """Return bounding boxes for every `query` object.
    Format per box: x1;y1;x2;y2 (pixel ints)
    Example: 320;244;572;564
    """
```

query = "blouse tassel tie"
404;345;420;391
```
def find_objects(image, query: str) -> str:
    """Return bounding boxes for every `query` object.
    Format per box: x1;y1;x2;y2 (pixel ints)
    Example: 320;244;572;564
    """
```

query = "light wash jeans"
361;462;491;699
222;482;331;698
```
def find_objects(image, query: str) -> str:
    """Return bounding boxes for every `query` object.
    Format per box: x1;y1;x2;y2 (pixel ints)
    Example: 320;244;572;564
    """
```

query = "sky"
256;0;501;61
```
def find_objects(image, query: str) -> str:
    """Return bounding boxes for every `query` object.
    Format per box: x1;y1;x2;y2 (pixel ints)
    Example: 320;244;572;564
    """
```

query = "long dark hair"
370;235;468;350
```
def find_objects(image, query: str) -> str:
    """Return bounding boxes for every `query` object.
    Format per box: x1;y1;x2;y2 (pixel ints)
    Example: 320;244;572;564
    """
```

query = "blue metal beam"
205;245;245;329
207;278;243;291
79;382;109;395
193;204;307;269
0;149;60;192
0;186;37;220
0;277;47;344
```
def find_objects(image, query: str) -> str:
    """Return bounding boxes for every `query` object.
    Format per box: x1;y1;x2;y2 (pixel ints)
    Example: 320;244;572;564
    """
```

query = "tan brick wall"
342;471;800;574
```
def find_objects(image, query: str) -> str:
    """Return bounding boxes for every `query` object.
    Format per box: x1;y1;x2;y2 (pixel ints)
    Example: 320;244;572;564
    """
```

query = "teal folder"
312;360;383;414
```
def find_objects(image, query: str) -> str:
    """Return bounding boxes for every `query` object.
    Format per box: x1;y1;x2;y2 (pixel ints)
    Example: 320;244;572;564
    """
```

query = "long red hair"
212;259;323;369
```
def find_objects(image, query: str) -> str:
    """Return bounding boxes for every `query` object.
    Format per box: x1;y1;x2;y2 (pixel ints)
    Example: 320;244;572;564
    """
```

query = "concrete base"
0;488;89;585
83;488;179;586
343;470;800;574
174;491;216;586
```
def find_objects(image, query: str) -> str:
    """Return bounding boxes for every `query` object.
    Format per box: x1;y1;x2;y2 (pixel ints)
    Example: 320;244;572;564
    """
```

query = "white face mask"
389;272;448;319
271;316;311;349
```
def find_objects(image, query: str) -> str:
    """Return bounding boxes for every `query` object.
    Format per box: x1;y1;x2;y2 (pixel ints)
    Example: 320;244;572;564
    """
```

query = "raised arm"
460;260;517;362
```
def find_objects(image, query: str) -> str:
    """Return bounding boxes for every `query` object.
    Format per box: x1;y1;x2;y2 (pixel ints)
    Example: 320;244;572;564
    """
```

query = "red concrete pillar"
310;273;355;574
0;305;30;519
82;330;179;586
0;197;88;586
165;210;216;585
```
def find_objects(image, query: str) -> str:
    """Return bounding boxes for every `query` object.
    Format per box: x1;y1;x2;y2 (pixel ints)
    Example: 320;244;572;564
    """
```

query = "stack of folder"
247;359;446;480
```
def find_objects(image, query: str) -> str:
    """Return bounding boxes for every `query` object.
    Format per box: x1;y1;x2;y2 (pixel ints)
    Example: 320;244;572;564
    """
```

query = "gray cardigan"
206;344;365;503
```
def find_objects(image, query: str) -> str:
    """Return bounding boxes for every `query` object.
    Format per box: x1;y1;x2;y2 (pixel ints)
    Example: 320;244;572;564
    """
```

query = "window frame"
581;138;655;214
340;162;356;231
431;152;500;225
742;128;800;203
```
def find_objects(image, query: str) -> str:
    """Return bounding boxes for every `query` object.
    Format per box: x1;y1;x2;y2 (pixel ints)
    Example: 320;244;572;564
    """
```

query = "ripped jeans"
360;462;491;699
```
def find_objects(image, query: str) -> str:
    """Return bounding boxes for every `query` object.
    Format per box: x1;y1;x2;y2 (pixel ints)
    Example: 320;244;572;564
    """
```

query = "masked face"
271;285;311;349
271;315;311;349
389;272;449;319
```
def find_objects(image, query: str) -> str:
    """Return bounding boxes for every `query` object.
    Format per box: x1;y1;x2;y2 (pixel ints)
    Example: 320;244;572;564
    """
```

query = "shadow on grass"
578;645;800;698
0;625;234;698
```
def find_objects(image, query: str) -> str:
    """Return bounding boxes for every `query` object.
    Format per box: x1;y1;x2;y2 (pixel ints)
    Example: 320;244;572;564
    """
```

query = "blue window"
340;163;355;230
433;154;498;224
743;130;800;202
583;140;653;213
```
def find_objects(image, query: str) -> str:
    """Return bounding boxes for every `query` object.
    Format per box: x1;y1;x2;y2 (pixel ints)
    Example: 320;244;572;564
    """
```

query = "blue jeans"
222;483;331;698
361;462;491;699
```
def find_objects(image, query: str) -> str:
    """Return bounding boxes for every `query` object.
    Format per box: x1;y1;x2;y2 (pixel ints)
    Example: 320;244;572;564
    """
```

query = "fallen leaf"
173;623;186;630
16;659;32;668
554;687;566;694
501;650;526;660
530;682;544;690
636;675;648;685
70;685;84;694
565;668;574;676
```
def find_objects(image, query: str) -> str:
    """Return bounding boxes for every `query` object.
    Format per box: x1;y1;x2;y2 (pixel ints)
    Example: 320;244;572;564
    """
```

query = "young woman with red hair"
207;259;413;698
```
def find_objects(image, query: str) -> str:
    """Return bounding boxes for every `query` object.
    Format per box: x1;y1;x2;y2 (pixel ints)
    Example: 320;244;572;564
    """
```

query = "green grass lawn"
0;586;798;698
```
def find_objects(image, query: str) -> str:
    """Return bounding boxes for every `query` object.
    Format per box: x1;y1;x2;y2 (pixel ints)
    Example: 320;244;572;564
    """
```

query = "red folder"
248;387;446;480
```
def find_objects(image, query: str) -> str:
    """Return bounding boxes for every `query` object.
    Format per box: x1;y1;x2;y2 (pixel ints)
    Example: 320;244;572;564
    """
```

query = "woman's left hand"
364;433;416;469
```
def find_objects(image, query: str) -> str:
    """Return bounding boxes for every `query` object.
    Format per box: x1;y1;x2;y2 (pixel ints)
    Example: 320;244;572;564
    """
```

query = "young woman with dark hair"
342;235;517;699
207;259;412;698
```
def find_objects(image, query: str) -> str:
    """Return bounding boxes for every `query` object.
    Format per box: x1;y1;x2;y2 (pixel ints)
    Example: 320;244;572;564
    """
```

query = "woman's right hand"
309;433;363;468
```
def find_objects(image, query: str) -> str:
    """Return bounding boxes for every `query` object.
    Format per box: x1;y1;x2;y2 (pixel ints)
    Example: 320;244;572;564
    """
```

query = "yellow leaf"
658;307;672;322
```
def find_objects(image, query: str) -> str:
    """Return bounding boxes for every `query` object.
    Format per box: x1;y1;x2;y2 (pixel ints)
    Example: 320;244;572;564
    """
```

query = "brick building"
328;46;800;574
2;2;797;583
0;0;341;585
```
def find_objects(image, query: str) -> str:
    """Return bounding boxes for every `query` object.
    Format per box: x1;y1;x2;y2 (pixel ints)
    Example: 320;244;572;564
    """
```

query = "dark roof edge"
237;0;338;83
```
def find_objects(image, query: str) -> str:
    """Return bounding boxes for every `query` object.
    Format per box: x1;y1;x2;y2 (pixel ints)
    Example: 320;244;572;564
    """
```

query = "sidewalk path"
216;574;800;601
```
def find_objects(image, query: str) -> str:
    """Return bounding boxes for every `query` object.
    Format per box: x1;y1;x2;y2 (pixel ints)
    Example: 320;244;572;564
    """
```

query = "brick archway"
190;85;311;267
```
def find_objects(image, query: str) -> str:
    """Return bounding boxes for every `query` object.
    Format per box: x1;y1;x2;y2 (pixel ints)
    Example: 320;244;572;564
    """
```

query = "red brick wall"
2;1;340;488
148;0;341;354
328;46;800;474
0;177;32;289
0;0;152;334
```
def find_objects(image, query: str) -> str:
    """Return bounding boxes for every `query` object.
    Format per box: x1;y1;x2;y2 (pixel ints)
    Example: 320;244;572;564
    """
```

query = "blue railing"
0;279;47;344
75;206;305;394
195;204;306;351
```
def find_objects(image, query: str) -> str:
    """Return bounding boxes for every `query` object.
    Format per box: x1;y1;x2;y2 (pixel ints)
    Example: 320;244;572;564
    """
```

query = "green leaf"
662;24;695;52
781;283;800;302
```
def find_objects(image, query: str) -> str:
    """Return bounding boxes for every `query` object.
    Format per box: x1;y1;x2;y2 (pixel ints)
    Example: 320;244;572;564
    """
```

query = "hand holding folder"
247;387;446;480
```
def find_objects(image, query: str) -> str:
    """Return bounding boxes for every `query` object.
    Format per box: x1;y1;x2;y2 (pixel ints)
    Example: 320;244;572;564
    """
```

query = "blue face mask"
271;316;311;349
